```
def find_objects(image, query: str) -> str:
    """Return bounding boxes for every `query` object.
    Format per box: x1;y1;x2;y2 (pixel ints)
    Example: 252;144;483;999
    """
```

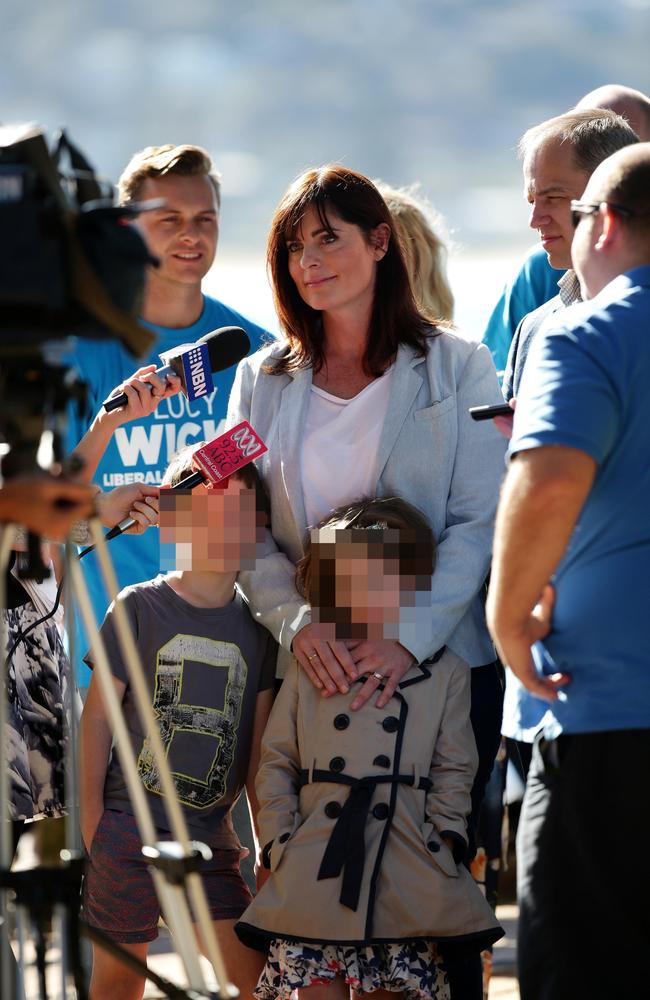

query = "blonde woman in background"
375;182;454;323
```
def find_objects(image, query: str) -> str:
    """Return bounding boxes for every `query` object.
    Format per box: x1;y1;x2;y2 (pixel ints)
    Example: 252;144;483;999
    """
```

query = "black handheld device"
469;403;513;421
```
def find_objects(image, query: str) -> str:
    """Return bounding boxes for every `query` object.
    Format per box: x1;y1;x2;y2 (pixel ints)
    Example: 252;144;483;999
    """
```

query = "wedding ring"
372;671;384;681
308;652;319;661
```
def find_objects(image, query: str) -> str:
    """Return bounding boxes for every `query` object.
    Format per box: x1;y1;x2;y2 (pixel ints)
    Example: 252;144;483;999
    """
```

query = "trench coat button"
329;756;345;773
382;716;400;733
325;801;342;819
372;803;389;820
373;754;390;768
334;714;350;731
427;839;440;853
279;832;290;843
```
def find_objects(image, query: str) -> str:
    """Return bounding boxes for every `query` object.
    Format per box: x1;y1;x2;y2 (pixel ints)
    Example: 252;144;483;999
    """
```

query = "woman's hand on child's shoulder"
292;623;359;696
347;640;415;711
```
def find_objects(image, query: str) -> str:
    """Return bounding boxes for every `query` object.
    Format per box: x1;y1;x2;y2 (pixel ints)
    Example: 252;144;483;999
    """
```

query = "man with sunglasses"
487;142;650;1000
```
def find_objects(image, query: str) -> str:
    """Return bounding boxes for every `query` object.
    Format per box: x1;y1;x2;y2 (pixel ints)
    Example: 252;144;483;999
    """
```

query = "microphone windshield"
198;326;251;373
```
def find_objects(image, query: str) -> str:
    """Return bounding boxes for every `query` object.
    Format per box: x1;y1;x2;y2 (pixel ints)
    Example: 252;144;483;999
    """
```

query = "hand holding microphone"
103;364;182;425
96;483;160;535
102;325;251;413
105;421;267;540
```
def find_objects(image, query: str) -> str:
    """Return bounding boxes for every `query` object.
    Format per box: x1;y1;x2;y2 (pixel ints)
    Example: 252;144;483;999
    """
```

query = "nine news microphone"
102;326;250;412
104;421;268;540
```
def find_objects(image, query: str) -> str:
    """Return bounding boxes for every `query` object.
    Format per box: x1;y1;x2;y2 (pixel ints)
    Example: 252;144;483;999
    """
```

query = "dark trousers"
440;662;504;1000
518;728;650;1000
468;660;505;860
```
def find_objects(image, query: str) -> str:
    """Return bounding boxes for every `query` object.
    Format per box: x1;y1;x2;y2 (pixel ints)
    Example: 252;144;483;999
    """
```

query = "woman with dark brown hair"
230;162;503;692
228;165;505;996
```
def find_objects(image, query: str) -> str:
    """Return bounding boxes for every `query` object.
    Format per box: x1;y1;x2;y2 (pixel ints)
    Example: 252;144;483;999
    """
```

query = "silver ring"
372;671;384;681
308;652;319;661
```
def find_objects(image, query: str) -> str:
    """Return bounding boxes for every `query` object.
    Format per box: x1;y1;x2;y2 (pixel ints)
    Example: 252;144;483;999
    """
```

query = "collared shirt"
510;265;650;737
557;269;582;307
502;272;582;402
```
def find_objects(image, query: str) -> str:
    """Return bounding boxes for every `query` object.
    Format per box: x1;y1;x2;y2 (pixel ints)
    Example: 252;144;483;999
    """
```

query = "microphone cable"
5;538;97;667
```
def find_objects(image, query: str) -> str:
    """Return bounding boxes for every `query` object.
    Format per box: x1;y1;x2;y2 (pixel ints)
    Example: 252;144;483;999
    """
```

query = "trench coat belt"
299;768;432;912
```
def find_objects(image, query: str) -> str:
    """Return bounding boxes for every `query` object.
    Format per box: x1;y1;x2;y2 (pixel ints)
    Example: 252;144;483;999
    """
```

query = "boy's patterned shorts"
83;808;252;943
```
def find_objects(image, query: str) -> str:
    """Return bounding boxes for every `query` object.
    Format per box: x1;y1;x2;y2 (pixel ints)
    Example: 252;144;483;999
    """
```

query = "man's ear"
595;205;620;251
370;222;391;260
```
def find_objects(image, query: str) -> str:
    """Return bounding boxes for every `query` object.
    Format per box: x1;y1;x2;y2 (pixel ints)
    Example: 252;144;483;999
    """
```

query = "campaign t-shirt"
510;265;650;736
66;295;268;678
85;578;277;848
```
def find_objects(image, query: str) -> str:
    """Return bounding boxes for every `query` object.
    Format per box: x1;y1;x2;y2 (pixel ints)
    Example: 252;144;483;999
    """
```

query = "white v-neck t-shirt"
301;368;394;527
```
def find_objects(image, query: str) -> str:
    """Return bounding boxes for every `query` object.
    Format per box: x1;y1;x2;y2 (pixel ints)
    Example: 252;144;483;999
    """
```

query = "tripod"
1;517;239;999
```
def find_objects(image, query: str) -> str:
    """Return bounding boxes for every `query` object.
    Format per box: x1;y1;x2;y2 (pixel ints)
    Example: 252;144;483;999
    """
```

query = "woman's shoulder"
424;324;488;360
417;326;497;384
238;338;293;383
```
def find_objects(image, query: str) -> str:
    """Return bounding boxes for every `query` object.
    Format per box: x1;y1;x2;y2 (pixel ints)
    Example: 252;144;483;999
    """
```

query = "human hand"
529;583;555;644
492;583;569;702
0;475;96;540
347;640;415;710
292;623;359;696
493;397;516;439
96;484;159;534
80;804;104;854
104;364;182;426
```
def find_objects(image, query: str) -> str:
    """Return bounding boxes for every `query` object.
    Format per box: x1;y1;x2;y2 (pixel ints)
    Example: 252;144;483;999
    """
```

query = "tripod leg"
34;912;48;999
15;906;29;999
1;525;18;1000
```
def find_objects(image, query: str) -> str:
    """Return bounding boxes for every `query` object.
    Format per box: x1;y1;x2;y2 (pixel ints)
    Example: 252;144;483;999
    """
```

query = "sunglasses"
570;200;635;229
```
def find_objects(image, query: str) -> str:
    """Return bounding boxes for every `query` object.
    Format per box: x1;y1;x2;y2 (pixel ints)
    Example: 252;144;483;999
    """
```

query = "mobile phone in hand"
469;403;513;422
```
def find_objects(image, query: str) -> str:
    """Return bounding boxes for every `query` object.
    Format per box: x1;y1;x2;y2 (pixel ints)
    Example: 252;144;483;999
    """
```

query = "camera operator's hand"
0;475;96;539
96;484;159;535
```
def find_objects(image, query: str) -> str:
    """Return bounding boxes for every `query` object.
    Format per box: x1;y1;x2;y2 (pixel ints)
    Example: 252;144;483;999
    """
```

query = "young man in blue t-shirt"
67;145;269;672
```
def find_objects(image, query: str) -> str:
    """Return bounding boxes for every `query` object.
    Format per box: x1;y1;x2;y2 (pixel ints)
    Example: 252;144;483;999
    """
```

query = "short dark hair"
518;109;639;175
265;165;435;378
118;144;221;208
296;496;435;629
162;442;269;519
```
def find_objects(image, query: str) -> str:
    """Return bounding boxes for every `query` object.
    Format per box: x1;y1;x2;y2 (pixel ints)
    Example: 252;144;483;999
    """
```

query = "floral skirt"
254;938;450;1000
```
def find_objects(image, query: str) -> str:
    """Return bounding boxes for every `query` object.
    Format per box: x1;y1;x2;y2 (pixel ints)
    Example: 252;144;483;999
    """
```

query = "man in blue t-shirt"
487;143;650;1000
67;145;269;674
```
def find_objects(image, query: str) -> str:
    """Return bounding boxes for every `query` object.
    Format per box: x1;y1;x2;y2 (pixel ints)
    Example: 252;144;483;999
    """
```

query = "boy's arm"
72;365;181;481
244;687;275;875
79;670;126;852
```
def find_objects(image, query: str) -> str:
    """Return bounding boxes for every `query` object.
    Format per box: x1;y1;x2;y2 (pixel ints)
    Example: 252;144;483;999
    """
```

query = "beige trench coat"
236;651;503;950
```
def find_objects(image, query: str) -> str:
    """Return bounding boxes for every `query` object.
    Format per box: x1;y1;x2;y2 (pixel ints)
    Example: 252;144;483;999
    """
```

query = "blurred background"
3;0;649;337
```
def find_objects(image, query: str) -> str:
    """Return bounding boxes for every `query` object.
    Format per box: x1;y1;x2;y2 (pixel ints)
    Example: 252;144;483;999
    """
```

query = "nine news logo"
180;343;214;402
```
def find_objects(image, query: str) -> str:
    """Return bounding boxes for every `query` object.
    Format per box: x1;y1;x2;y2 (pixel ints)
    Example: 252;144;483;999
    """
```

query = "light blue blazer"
228;331;507;676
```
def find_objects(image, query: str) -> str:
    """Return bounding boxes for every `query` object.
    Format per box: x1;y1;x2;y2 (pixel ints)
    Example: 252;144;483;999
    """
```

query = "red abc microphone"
104;421;268;540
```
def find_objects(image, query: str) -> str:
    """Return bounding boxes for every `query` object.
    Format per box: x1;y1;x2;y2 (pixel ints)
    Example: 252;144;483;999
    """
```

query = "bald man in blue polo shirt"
487;143;650;1000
